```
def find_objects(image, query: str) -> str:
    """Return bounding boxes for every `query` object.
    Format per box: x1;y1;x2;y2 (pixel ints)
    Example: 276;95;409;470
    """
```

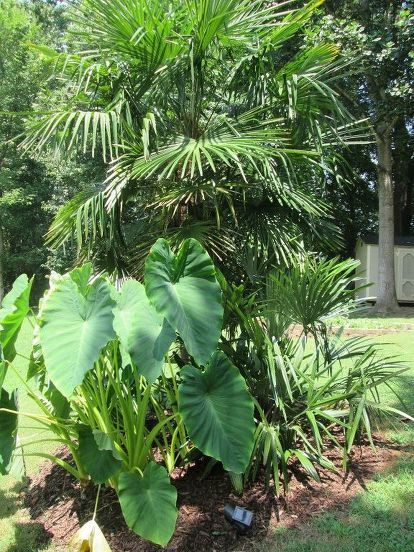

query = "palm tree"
22;0;369;278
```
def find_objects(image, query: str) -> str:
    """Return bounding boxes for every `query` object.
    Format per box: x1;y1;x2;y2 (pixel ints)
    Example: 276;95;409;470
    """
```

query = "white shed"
355;233;414;303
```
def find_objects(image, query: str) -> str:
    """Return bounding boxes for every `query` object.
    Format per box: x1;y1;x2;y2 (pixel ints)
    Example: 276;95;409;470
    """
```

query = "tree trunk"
393;119;413;235
375;125;400;313
0;226;4;304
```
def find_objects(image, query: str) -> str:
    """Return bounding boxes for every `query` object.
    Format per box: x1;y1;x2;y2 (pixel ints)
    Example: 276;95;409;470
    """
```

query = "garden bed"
22;436;408;552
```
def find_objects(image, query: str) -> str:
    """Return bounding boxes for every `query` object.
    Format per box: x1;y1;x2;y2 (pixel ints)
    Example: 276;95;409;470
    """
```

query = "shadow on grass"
377;372;414;443
0;483;22;520
348;307;414;320
259;454;414;552
0;482;53;552
5;522;52;552
390;374;414;414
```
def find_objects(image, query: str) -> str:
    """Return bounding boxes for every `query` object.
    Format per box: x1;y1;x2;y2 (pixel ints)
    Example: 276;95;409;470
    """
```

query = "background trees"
1;0;412;308
308;0;414;312
0;1;64;299
0;0;49;300
0;0;105;300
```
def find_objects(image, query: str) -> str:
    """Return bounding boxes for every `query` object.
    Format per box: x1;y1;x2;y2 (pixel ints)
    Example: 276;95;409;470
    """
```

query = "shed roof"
360;233;414;246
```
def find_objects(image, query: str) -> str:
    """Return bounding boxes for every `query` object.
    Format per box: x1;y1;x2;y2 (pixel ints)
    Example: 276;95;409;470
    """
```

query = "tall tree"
21;0;369;282
0;0;48;300
394;119;414;235
308;0;414;312
0;0;100;300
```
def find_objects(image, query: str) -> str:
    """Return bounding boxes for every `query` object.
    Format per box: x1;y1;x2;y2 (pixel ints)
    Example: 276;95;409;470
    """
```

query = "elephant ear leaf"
0;388;22;478
78;426;121;484
113;280;175;383
39;275;115;397
118;463;177;546
0;347;6;390
178;351;255;474
69;263;93;296
0;274;32;363
145;238;223;365
44;382;71;419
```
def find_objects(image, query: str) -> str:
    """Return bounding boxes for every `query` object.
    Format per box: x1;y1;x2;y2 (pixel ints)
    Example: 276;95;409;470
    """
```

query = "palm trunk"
375;125;399;313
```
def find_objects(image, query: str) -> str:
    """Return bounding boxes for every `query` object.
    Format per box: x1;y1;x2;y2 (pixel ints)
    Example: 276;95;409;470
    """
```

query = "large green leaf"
145;239;223;365
69;263;94;296
44;382;71;419
0;346;6;390
113;280;175;383
0;274;32;363
78;426;121;483
0;388;19;475
118;463;177;546
178;351;254;473
8;435;25;482
39;275;115;397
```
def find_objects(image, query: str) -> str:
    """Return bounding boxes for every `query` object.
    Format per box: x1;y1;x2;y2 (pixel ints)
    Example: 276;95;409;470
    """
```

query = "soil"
21;436;410;552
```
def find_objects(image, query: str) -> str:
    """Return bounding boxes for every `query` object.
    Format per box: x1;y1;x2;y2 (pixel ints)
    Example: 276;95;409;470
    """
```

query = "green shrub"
265;256;366;340
243;334;411;493
0;238;255;546
222;254;412;493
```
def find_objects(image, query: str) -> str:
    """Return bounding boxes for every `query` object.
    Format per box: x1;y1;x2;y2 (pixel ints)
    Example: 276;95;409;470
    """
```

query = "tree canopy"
20;0;371;281
0;0;412;306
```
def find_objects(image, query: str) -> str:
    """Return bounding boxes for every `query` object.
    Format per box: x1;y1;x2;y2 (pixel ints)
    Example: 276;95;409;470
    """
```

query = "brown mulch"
20;436;409;552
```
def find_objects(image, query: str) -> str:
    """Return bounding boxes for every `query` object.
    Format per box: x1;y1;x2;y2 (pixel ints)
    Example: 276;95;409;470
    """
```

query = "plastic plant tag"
224;503;254;533
232;506;253;527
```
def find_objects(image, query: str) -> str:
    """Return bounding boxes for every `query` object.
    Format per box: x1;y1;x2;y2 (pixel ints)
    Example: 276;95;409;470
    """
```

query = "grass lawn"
262;329;414;552
0;318;413;552
331;306;414;329
0;320;60;552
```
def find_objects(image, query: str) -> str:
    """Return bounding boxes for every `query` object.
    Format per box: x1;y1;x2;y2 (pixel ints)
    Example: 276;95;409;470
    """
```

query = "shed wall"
356;242;414;302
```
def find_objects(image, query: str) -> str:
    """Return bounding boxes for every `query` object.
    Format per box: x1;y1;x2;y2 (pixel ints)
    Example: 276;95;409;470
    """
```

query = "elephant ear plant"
0;238;255;547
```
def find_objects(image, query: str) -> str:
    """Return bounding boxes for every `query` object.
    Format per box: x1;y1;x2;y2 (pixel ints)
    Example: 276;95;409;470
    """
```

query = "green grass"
0;320;60;552
263;455;414;552
0;323;413;552
261;330;414;552
373;333;414;446
330;307;414;329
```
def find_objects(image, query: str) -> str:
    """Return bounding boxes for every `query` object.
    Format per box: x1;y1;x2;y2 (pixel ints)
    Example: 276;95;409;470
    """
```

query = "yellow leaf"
70;520;112;552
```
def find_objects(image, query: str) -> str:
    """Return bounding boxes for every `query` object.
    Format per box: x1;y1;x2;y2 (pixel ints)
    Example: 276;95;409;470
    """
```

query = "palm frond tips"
46;187;123;252
21;0;366;272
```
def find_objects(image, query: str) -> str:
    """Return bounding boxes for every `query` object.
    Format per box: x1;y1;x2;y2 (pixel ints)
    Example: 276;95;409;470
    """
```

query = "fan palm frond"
22;0;367;277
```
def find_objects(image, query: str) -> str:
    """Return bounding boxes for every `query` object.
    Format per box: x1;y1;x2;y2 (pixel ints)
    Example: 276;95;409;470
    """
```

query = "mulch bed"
20;435;410;552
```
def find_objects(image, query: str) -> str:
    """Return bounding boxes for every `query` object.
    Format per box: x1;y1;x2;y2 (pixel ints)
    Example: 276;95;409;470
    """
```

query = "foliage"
21;0;371;277
244;334;411;494
0;0;105;300
308;1;414;120
306;1;414;311
0;238;255;546
0;241;411;546
265;256;364;339
222;254;412;493
0;274;32;364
